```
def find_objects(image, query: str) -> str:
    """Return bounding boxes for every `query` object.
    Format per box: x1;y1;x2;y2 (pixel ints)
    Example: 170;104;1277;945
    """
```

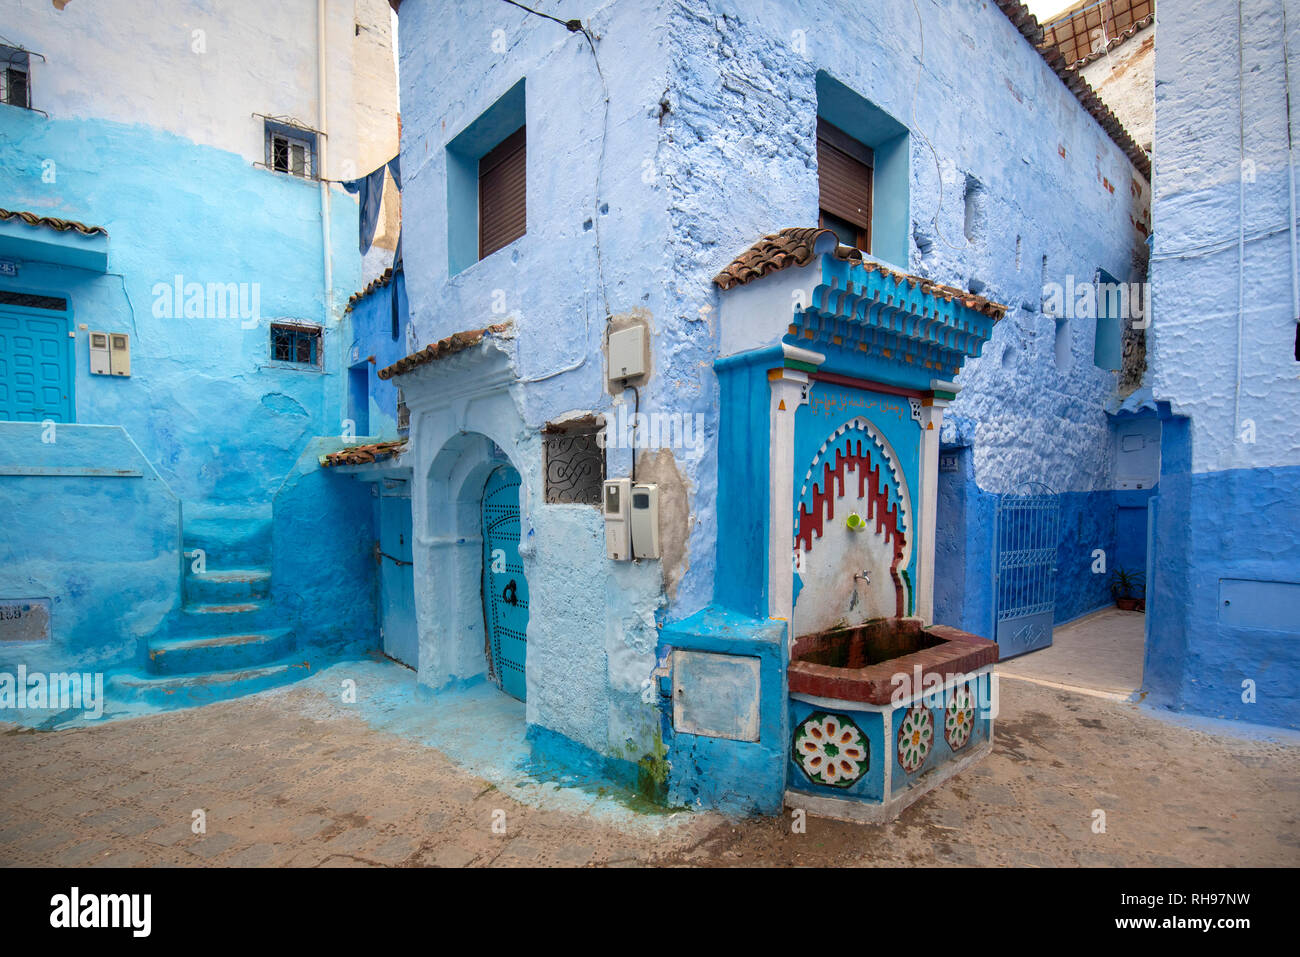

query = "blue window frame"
270;323;321;366
262;119;318;180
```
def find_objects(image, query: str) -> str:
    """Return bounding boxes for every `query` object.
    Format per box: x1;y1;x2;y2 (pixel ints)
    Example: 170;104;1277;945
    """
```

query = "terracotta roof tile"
376;322;512;380
994;0;1151;179
321;439;408;468
1070;13;1154;69
713;227;1007;319
0;207;107;236
344;267;395;312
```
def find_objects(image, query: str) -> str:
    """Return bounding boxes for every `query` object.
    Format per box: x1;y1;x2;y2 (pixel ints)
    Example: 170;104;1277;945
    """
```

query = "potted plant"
1110;567;1145;611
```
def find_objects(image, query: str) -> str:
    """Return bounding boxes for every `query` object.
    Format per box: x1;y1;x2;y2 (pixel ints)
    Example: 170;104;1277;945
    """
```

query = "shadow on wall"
271;437;379;657
934;442;1120;638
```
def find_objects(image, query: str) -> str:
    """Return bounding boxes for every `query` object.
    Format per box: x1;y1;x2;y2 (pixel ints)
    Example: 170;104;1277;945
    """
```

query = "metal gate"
481;465;528;701
994;483;1060;659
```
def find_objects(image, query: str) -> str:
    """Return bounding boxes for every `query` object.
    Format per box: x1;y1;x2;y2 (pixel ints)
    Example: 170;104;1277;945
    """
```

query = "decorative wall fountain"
663;228;1003;820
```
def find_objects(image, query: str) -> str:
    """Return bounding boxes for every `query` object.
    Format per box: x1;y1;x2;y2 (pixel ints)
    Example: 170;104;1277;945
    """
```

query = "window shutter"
479;126;527;259
817;119;873;237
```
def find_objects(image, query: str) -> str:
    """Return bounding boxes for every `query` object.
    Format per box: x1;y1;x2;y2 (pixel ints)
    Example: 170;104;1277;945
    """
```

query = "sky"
1023;0;1074;23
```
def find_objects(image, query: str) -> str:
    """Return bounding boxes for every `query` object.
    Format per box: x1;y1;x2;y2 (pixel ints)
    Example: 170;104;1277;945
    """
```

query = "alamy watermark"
0;665;104;719
1042;275;1150;328
152;275;260;328
597;405;706;450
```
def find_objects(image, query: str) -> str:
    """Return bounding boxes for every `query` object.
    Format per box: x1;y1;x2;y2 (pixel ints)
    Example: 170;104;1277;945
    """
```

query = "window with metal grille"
817;118;873;253
542;416;605;505
0;290;67;311
1;46;31;109
263;121;316;180
270;323;321;365
479;126;526;260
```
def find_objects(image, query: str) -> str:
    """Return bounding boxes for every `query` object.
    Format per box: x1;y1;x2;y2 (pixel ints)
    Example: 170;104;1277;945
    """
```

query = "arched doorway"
481;464;528;700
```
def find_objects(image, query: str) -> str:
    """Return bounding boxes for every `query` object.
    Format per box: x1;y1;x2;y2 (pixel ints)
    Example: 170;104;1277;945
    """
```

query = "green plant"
1109;567;1145;601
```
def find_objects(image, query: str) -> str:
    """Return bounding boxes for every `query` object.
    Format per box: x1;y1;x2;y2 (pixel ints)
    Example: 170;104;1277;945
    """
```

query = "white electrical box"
109;333;131;376
607;325;645;381
603;477;632;560
631;483;660;559
89;331;111;375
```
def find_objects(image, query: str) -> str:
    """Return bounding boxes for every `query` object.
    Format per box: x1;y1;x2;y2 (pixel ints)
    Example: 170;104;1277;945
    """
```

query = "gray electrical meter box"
631;483;660;559
89;332;111;375
109;333;131;376
607;325;645;380
604;477;632;560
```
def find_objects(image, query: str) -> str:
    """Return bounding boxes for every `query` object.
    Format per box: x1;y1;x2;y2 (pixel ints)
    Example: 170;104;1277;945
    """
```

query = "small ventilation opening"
963;174;985;243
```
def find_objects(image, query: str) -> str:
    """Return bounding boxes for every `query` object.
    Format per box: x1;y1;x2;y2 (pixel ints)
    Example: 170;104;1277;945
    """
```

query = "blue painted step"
149;627;294;675
181;502;273;567
171;599;275;638
184;568;271;604
109;659;314;708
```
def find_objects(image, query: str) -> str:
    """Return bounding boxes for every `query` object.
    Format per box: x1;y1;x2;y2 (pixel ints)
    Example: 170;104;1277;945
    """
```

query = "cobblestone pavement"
1;663;1297;867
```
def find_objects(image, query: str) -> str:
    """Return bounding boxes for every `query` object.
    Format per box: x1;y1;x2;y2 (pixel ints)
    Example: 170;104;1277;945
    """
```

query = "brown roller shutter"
479;125;526;260
817;118;873;249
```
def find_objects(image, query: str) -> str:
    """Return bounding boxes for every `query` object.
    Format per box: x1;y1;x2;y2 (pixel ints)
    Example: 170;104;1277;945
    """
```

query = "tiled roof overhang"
995;0;1151;179
0;208;107;236
0;207;110;273
1070;13;1154;68
345;267;395;312
376;322;512;380
715;228;1007;320
321;439;407;468
801;252;1001;377
715;229;1002;380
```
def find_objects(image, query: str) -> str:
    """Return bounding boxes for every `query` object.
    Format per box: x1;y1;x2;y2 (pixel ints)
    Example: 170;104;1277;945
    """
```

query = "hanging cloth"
341;160;392;255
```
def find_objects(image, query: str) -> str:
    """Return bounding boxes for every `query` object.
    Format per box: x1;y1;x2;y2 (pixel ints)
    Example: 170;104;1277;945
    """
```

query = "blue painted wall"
1145;0;1300;728
344;269;409;440
0;108;368;667
395;0;1153;789
0;423;181;673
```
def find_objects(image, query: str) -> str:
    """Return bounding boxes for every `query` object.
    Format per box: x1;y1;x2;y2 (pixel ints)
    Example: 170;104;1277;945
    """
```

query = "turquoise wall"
0;106;371;667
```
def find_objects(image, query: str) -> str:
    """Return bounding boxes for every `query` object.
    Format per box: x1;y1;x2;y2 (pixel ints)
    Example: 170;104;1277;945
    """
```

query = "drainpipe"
318;0;333;324
1283;1;1299;334
1233;0;1246;458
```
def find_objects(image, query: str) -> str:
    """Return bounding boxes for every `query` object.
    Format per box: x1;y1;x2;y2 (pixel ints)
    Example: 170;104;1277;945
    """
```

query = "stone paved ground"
1;665;1297;867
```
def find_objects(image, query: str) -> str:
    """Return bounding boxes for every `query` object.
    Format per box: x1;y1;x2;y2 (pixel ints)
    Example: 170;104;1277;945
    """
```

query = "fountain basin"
786;617;998;823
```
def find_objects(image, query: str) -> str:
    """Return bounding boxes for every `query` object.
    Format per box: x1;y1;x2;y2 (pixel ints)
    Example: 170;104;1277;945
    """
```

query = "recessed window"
446;79;526;275
1;46;31;109
815;72;910;267
263;120;317;180
479;126;526;260
270;323;321;365
817;118;873;252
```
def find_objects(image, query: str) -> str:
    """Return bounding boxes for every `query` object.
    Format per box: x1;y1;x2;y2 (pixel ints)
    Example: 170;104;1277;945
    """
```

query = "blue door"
994;484;1060;658
0;303;74;422
482;465;528;701
378;487;418;668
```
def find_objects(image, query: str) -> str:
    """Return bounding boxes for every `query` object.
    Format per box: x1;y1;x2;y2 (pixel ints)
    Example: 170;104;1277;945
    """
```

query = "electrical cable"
496;0;612;390
625;382;639;483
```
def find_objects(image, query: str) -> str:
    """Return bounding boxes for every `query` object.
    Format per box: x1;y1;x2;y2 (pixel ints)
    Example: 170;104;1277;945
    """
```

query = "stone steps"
109;659;313;708
148;627;294;675
184;569;272;604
